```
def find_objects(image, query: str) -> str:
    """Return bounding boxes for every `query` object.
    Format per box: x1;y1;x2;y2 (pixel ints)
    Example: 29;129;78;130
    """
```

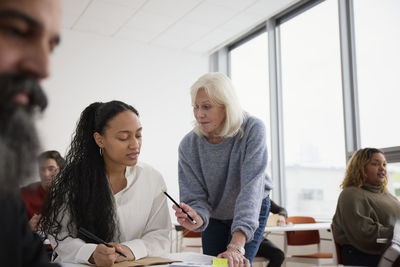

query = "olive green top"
332;185;400;255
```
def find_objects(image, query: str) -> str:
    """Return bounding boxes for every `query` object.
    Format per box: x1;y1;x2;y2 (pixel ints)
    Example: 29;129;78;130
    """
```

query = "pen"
162;190;197;224
78;227;127;258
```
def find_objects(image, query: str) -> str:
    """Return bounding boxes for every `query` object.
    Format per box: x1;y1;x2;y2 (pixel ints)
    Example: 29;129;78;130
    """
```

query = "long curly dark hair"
41;100;139;245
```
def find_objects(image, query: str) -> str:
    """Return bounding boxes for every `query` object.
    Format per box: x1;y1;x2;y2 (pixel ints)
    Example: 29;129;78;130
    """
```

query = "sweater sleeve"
270;200;288;218
178;139;211;232
231;118;269;242
335;189;392;253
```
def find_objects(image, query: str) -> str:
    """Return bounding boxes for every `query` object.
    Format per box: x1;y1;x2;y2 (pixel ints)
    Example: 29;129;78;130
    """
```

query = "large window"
353;0;400;149
230;32;271;174
279;0;344;219
221;0;400;221
387;163;400;199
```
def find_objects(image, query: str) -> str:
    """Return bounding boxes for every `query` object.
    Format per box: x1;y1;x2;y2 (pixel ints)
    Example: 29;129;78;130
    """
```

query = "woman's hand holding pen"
90;243;134;266
112;243;135;263
173;202;203;231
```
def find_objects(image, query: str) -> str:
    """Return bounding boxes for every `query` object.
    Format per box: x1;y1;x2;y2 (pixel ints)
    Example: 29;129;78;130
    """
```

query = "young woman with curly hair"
41;100;171;266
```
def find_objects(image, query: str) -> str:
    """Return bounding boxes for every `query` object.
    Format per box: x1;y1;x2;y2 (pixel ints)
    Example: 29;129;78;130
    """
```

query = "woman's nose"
197;109;205;118
129;137;139;148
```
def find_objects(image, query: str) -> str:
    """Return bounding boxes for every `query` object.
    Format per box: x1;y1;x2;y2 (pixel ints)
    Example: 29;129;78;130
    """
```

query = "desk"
60;252;213;267
265;222;332;232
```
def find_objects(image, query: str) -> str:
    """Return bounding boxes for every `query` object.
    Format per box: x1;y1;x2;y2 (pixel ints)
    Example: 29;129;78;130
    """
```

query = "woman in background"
332;147;400;266
41;100;170;267
174;72;272;267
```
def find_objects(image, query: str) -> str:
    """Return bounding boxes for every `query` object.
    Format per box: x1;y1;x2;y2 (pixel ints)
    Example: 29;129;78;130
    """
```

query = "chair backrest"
286;216;320;246
331;224;343;264
182;228;202;238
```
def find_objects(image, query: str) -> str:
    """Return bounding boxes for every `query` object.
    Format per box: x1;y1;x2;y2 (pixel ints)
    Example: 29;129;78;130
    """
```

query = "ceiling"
62;0;296;54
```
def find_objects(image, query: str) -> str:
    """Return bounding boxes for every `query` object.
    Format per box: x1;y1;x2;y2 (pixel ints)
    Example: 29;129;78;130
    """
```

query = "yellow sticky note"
213;257;228;267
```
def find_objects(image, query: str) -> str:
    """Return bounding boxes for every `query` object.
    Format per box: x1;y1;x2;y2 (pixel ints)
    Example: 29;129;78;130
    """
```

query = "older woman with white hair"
173;72;273;267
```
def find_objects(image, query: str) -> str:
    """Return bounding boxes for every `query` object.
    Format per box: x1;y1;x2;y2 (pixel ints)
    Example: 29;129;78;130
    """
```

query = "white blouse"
51;162;171;264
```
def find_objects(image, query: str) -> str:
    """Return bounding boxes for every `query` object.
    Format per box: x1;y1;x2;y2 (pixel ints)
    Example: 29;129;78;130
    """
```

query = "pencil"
162;190;197;224
78;227;127;258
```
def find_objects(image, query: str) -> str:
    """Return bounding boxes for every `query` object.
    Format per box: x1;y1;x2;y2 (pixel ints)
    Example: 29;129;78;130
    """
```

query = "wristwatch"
227;243;245;255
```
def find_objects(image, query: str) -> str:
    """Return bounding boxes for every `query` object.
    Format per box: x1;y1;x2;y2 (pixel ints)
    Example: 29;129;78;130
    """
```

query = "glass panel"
354;0;400;148
230;33;271;175
387;162;400;199
280;0;344;219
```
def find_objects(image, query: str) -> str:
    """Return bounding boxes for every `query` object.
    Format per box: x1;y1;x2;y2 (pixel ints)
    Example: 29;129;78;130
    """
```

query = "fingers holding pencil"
173;202;203;231
110;243;135;263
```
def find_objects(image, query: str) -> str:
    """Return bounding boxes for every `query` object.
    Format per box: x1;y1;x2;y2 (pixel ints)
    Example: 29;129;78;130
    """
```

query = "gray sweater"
178;115;272;241
332;185;400;255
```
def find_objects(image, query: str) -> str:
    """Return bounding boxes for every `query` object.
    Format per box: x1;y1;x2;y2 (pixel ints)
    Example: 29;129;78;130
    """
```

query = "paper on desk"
111;256;180;267
167;252;213;266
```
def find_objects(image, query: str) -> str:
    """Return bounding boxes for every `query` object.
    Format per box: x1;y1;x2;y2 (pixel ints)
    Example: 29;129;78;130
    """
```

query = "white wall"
34;29;208;216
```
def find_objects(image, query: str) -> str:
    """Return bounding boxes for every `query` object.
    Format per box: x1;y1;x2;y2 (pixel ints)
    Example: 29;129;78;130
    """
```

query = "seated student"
332;148;400;267
257;200;287;267
21;150;65;231
41;101;171;266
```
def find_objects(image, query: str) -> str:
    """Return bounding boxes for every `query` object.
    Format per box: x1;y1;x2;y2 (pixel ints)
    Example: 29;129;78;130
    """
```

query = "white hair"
190;72;244;138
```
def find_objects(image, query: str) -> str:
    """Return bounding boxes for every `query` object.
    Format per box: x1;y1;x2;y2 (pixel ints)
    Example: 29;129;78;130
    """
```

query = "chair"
331;224;342;265
179;227;202;252
283;216;334;266
252;256;269;267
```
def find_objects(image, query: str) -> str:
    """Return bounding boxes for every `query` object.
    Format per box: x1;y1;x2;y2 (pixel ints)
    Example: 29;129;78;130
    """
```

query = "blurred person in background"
257;200;287;267
333;148;400;266
21;150;65;231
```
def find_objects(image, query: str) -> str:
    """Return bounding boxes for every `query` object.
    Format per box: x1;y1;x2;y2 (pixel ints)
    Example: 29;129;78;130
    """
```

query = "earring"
99;147;103;156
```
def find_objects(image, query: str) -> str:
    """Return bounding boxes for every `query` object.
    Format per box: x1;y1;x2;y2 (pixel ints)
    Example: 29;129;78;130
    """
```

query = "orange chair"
283;216;334;266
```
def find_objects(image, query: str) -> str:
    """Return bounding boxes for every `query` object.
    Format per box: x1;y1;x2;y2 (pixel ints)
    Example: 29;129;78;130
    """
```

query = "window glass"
230;33;272;177
387;162;400;199
280;0;344;219
354;0;400;148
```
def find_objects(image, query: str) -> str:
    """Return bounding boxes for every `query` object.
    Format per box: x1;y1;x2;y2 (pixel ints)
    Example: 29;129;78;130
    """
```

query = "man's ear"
93;132;103;148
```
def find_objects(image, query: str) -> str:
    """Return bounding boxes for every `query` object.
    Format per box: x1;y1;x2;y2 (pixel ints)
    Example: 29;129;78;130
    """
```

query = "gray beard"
0;107;41;194
0;74;46;194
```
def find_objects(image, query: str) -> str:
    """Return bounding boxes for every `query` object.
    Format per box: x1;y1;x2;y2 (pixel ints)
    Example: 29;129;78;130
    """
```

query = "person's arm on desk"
174;203;249;267
218;231;250;267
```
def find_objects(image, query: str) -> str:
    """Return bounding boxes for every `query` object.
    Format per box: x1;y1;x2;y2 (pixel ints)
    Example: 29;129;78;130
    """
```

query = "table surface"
60;252;214;267
265;222;332;232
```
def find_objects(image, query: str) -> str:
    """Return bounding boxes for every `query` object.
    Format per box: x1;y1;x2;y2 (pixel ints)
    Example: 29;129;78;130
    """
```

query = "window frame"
211;0;400;211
